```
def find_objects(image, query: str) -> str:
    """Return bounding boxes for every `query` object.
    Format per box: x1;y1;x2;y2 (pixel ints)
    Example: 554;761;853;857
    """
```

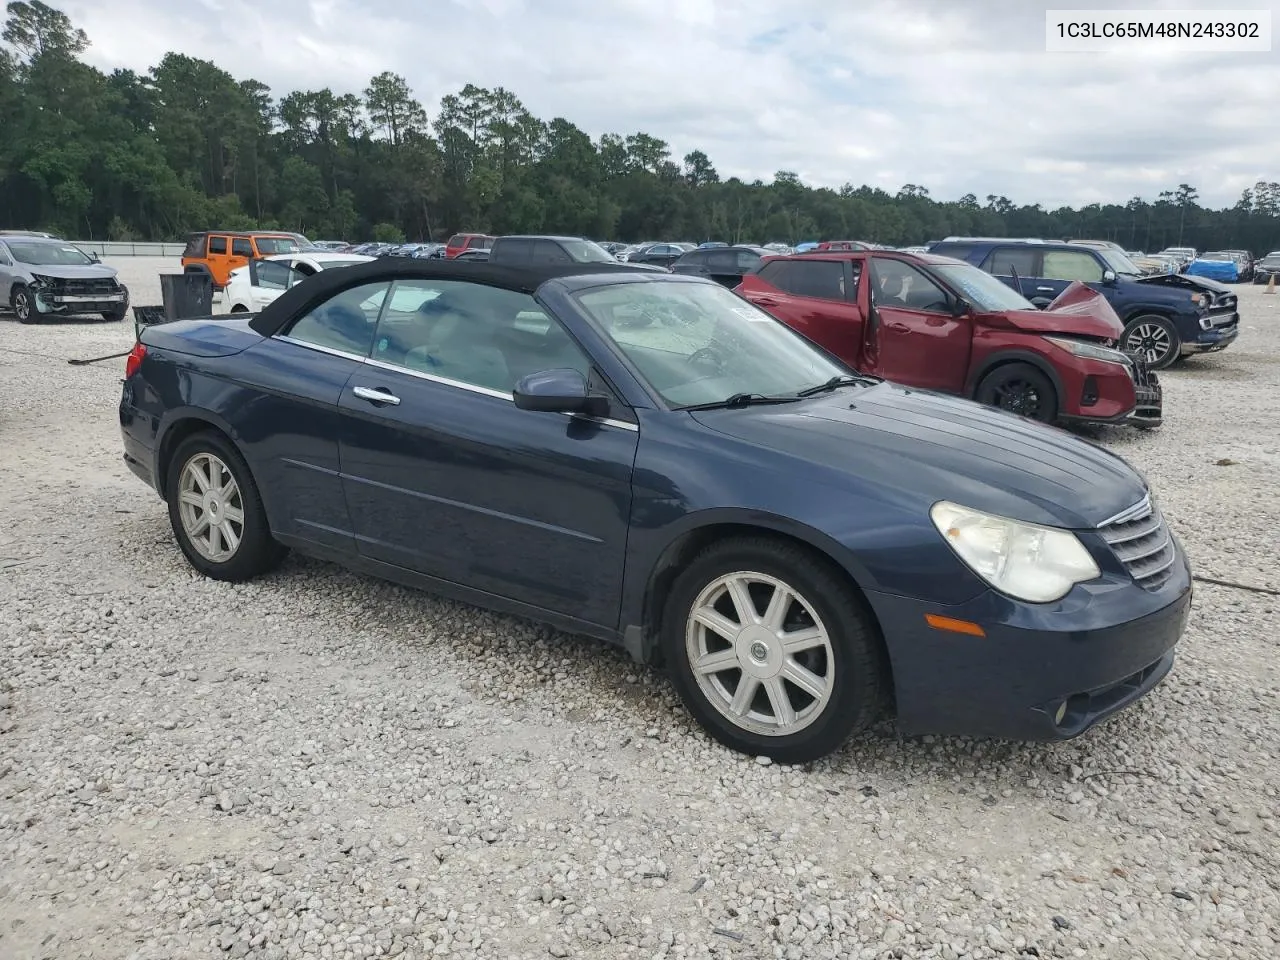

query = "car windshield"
929;262;1036;312
1098;249;1143;276
8;241;93;266
562;239;618;263
575;281;847;408
255;237;301;254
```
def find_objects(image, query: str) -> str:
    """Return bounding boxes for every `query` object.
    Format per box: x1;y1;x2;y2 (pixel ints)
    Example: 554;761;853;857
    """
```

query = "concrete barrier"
73;241;186;258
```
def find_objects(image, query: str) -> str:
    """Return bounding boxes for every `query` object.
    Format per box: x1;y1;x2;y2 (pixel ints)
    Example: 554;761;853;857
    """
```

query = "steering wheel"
688;347;726;375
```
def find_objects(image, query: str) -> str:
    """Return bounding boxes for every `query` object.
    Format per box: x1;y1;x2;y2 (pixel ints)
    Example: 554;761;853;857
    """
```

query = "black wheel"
661;537;887;763
230;304;248;314
1120;315;1180;370
103;283;130;321
974;363;1059;423
165;431;286;582
11;284;35;324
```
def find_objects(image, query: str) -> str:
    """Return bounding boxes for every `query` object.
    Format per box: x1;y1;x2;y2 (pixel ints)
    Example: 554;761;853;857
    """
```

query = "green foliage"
371;222;405;243
0;2;1277;251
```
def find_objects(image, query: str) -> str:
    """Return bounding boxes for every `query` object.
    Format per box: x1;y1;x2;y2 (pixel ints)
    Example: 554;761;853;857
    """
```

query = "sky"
59;0;1280;210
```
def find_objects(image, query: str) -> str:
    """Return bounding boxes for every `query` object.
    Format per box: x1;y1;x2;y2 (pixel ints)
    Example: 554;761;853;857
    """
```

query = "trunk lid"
139;314;262;358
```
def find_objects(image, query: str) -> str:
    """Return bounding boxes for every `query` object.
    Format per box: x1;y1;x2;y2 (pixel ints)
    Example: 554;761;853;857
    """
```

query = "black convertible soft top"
247;259;647;337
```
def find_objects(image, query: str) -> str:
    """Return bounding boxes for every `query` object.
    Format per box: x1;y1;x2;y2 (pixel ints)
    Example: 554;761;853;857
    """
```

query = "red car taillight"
125;342;147;379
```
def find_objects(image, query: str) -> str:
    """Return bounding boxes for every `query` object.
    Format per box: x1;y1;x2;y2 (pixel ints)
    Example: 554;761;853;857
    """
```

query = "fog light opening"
1080;375;1099;407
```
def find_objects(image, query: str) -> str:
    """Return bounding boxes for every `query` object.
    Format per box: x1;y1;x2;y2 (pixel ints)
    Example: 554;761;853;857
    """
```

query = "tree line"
2;0;1279;253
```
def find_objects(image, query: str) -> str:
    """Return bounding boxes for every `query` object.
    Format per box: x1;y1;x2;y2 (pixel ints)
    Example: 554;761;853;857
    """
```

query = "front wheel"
166;432;287;582
974;363;1059;423
11;284;35;324
1121;316;1180;370
662;538;887;763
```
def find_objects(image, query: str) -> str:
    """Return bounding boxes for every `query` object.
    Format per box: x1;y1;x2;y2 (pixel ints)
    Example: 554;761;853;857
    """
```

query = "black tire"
974;362;1059;423
1120;315;1180;370
103;283;130;321
661;537;888;763
11;284;36;324
230;304;249;314
165;431;287;582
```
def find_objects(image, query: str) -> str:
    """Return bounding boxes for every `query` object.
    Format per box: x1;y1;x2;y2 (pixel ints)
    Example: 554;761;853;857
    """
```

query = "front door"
866;257;971;393
336;277;639;628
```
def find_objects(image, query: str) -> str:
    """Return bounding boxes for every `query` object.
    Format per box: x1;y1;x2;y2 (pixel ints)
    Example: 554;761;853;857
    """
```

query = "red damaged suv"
736;250;1162;427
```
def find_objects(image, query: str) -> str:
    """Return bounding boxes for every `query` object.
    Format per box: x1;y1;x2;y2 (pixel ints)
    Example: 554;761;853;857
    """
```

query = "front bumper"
867;573;1192;741
1184;317;1238;355
1056;353;1161;428
34;290;127;314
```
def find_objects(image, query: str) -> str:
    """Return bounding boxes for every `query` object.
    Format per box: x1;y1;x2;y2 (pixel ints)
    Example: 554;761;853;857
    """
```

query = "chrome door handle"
1036;286;1055;292
353;385;400;406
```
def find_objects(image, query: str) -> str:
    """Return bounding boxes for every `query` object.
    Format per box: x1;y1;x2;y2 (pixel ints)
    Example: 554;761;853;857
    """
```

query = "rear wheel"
974;363;1059;423
11;284;35;324
1121;315;1180;370
166;431;287;582
662;538;887;763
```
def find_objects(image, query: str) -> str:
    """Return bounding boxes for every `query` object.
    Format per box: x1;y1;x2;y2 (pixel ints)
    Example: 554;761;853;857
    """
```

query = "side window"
869;259;950;312
0;242;11;265
208;236;228;256
762;259;847;300
707;250;737;271
497;238;532;263
532;240;572;264
254;260;295;290
1041;249;1105;282
476;237;494;249
368;279;591;394
733;250;761;272
283;280;388;357
231;237;253;257
183;234;207;258
983;247;1037;277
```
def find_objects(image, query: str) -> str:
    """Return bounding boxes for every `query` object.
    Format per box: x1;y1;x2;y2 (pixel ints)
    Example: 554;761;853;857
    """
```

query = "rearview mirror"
513;368;609;417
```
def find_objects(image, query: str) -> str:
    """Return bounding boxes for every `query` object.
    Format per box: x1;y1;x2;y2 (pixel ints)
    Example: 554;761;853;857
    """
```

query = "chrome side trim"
1097;494;1153;529
362;356;512;401
275;334;369;364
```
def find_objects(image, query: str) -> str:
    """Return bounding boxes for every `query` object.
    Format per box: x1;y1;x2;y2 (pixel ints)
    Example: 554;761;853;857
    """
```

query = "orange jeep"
181;231;302;290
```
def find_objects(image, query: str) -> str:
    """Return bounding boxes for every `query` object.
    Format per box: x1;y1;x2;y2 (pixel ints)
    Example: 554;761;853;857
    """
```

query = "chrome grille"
1098;497;1177;591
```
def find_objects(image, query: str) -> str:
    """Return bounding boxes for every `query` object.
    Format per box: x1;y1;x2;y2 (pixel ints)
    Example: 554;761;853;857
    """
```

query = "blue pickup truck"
926;239;1239;369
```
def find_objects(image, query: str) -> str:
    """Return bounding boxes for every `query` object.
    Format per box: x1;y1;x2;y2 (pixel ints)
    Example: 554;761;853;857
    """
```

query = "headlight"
929;501;1101;603
1190;293;1209;308
1043;335;1131;366
28;273;53;287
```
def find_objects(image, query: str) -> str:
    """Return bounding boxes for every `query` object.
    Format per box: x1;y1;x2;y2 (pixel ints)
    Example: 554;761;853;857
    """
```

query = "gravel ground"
1;258;1278;960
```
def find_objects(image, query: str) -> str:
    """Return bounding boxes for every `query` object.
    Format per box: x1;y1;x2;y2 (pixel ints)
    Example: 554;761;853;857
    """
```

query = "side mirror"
513;368;609;418
951;297;972;316
1102;269;1117;283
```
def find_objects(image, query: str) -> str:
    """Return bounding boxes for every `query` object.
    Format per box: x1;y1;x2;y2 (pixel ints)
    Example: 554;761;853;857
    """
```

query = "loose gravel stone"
0;263;1277;959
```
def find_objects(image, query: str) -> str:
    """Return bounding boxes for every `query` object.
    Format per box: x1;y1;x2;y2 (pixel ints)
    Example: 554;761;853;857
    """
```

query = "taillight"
125;342;147;379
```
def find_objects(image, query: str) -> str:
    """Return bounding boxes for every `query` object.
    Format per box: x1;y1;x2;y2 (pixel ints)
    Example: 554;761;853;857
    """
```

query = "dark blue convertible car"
119;260;1192;762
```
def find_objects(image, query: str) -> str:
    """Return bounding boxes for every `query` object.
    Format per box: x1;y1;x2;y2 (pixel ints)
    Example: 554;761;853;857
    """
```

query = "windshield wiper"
678;392;802;411
796;374;882;397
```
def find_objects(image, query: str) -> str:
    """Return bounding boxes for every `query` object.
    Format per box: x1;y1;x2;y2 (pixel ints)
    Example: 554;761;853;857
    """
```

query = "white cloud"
57;0;1280;208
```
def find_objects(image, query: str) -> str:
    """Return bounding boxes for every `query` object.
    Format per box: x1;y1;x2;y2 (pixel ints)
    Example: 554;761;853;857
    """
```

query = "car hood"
690;384;1147;530
982;282;1123;340
1136;271;1229;294
24;263;118;280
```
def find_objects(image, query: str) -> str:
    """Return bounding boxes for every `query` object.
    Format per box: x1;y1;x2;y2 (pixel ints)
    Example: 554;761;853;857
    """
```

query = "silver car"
0;237;129;324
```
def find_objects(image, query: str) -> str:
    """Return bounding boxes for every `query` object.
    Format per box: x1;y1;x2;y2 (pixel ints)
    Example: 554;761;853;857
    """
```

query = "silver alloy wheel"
685;571;835;737
13;290;31;321
1127;322;1173;365
177;452;245;563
